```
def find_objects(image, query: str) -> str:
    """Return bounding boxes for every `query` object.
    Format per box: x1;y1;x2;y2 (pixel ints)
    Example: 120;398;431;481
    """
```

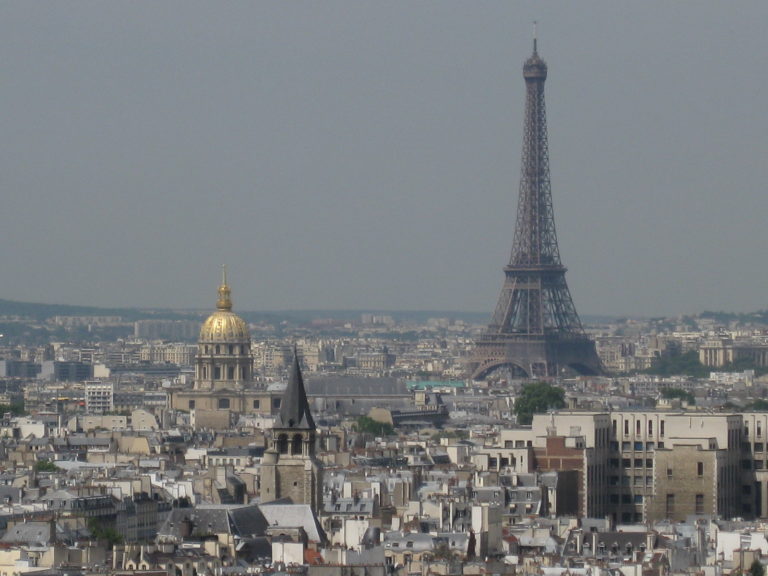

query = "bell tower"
260;349;322;513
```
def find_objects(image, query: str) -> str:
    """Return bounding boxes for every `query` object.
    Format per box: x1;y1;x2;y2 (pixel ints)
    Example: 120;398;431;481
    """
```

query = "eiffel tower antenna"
468;38;602;380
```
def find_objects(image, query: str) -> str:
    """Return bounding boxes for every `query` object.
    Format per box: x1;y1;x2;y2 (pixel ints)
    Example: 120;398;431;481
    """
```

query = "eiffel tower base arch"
469;335;602;380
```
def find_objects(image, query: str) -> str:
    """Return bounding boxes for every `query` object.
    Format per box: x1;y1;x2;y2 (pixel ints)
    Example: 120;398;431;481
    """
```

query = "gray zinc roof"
158;504;269;540
258;502;325;543
1;521;53;546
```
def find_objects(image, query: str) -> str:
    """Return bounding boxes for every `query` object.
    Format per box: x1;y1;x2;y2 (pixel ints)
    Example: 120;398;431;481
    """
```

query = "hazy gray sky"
2;1;767;317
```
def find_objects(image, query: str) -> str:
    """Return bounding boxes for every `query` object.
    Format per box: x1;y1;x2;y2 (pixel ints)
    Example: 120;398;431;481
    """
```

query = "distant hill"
0;298;637;327
0;299;192;322
0;298;492;325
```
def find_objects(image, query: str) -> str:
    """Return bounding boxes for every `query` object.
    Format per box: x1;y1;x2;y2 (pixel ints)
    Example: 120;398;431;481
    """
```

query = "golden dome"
199;267;250;343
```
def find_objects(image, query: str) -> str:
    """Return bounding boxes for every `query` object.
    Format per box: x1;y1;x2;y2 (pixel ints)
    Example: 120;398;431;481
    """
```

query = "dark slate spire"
275;347;315;430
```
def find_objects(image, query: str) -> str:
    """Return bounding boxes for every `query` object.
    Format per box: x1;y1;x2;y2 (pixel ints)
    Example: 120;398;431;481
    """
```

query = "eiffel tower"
468;38;602;380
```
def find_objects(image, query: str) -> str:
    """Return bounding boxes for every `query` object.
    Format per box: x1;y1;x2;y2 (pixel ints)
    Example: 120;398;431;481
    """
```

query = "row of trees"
641;350;768;378
352;382;565;434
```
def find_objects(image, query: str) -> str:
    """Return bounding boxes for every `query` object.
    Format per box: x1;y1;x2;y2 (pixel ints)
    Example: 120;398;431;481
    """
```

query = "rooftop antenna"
533;21;538;54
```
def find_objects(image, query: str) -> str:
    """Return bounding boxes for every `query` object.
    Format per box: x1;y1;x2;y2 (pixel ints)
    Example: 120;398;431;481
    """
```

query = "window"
634;459;643;468
622;442;631;451
613;420;617;434
622;494;631;504
624;420;629;435
189;400;195;410
743;459;752;470
273;398;281;409
634;441;644;451
218;398;230;409
697;462;704;476
228;366;235;379
667;468;673;479
757;461;765;470
759;423;763;438
214;366;221;380
622;459;631;468
610;494;619;503
646;442;655;450
646;459;653;468
666;494;675;517
695;494;704;515
637;420;641;435
648;421;653;435
757;443;765;452
660;420;665;437
634;494;644;504
610;458;619;468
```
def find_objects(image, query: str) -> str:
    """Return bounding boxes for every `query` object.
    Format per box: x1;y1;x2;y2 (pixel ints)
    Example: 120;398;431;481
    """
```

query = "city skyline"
2;2;767;317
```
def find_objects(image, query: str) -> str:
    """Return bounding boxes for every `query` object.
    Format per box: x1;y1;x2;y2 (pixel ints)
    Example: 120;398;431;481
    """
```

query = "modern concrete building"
84;380;114;414
486;410;762;522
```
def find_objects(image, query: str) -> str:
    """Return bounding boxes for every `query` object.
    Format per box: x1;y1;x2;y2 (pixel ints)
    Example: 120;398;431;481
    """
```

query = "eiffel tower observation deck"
468;37;603;380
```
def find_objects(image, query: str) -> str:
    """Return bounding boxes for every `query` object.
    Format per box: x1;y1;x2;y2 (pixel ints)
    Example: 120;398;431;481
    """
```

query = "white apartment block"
85;380;114;414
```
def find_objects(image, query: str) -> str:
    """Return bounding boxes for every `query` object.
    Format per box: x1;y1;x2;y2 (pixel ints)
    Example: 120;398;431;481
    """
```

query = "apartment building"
85;380;114;414
611;412;742;522
484;410;762;523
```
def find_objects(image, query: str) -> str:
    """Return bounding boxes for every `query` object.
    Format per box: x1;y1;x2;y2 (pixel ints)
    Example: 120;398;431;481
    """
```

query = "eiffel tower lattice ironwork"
468;38;602;380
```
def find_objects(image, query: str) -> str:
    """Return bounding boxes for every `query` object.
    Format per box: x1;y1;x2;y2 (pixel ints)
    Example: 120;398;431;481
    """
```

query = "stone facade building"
260;351;323;514
170;271;276;419
194;268;253;391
